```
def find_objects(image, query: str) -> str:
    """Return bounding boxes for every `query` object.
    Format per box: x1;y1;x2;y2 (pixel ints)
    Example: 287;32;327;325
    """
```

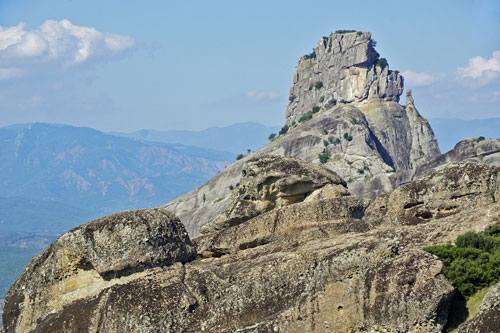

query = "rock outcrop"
200;155;349;234
4;158;500;332
1;208;196;333
415;138;500;177
164;31;440;237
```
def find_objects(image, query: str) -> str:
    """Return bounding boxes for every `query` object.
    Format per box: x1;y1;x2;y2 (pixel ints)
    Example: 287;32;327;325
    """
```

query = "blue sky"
0;0;499;132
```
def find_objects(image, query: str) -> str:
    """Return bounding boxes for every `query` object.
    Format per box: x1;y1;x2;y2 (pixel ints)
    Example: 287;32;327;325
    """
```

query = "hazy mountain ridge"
110;122;281;155
0;123;232;214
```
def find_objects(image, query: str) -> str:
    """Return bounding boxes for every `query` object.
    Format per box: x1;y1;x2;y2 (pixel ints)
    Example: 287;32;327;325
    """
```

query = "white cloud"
456;50;500;87
247;90;280;100
0;19;135;77
402;70;444;86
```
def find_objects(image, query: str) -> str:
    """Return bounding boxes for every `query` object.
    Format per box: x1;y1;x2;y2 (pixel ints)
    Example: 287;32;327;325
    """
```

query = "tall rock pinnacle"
286;31;403;126
164;31;441;236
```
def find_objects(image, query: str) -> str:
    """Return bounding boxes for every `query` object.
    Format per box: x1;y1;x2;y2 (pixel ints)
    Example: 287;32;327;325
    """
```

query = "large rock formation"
285;32;403;125
164;31;440;237
1;208;196;333
3;158;500;332
4;31;499;332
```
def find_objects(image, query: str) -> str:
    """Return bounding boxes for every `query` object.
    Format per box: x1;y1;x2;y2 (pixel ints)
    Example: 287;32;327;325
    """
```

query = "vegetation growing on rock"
279;125;289;136
318;151;330;164
376;57;388;69
424;224;500;298
303;49;316;59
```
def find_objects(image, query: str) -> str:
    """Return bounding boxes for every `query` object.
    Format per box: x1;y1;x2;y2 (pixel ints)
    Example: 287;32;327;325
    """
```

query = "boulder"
1;208;196;333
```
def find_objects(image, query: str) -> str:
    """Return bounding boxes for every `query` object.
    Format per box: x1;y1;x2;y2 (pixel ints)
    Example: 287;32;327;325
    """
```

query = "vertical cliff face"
286;32;403;126
405;90;441;168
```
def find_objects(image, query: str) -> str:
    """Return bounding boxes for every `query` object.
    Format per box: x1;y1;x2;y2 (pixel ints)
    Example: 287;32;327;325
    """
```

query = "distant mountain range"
0;123;234;235
428;118;500;153
111;122;281;155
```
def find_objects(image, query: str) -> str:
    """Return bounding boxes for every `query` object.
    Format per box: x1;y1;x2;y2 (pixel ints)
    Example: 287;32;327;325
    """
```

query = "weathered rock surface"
1;208;196;333
285;31;403;125
5;160;500;332
415;138;500;177
458;282;500;332
200;156;349;234
163;32;440;237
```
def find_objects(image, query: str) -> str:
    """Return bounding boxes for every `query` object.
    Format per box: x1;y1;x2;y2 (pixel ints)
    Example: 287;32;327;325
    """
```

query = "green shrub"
456;232;495;252
485;224;500;236
477;136;486;142
335;30;356;34
291;121;297;127
279;125;289;136
314;81;324;90
377;57;388;69
318;152;330;164
424;225;500;298
312;106;320;114
299;111;313;122
319;96;325;103
343;133;353;141
357;168;364;174
229;185;234;191
323;140;329;147
304;49;316;60
334;138;341;145
339;99;345;104
236;154;244;160
288;94;296;102
327;98;337;107
356;31;363;36
268;133;276;141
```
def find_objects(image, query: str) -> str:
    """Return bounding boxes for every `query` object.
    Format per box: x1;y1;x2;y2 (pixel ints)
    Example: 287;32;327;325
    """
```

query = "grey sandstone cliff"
200;156;349;234
285;32;402;125
5;159;500;332
164;32;440;237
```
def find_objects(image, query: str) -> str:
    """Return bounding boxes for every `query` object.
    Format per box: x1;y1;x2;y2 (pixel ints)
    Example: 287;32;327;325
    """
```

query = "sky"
0;0;499;132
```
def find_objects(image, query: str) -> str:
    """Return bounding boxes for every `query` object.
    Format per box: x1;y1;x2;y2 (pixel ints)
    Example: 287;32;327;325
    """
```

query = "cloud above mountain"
402;70;445;86
0;19;135;79
456;50;500;87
